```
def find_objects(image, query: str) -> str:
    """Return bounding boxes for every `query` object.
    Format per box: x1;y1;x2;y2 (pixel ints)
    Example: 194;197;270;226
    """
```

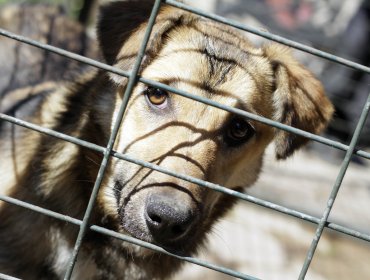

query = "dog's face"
108;27;276;252
96;1;333;255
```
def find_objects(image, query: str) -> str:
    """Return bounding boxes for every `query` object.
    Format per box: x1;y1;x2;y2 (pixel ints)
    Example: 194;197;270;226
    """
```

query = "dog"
0;1;333;279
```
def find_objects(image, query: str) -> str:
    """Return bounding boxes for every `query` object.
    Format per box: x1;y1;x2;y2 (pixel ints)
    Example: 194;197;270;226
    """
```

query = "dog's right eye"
144;87;168;108
224;118;255;147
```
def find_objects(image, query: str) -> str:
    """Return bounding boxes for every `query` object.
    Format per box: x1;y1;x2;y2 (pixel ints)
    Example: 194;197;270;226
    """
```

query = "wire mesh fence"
0;0;369;279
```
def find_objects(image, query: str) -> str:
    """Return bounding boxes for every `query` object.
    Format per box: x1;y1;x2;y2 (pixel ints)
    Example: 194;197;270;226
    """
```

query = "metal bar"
2;4;370;76
63;1;163;279
165;0;370;74
1;114;370;243
0;28;369;160
138;78;370;161
299;92;370;279
0;28;130;81
0;195;257;280
0;195;81;226
0;113;104;153
111;151;370;242
0;273;21;280
1;185;370;280
91;225;260;280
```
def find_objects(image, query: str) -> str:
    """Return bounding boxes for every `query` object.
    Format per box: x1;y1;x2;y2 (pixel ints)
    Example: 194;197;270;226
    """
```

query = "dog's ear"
97;0;157;65
263;44;334;159
97;0;189;67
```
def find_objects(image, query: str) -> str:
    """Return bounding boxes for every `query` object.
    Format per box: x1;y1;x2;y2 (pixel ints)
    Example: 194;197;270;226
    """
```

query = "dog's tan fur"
0;1;333;279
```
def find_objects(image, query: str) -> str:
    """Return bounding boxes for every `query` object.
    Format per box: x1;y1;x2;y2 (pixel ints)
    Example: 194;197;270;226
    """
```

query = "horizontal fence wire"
0;194;258;280
0;0;369;279
2;112;370;244
1;114;369;280
0;28;369;161
0;274;21;280
165;0;370;74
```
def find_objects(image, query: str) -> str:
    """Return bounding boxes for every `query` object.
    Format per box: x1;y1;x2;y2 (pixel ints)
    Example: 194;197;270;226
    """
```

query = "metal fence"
0;0;369;279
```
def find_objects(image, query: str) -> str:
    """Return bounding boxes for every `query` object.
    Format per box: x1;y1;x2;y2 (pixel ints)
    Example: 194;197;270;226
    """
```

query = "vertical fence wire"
63;0;163;278
0;28;369;160
298;92;370;279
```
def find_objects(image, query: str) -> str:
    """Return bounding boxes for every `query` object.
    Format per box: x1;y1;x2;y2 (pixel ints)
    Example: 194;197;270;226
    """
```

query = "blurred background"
0;0;369;279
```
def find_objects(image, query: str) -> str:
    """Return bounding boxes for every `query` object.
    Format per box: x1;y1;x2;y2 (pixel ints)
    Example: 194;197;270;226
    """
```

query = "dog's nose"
145;193;196;245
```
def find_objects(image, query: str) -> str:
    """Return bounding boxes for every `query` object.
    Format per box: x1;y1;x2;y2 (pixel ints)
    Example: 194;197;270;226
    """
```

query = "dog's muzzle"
145;192;197;246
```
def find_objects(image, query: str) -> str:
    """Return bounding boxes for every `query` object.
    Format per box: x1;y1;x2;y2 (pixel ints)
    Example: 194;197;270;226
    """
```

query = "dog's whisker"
85;155;101;167
209;227;233;257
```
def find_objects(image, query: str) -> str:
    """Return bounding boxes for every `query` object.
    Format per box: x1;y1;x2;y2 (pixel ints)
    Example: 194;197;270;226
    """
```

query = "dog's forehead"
141;23;274;117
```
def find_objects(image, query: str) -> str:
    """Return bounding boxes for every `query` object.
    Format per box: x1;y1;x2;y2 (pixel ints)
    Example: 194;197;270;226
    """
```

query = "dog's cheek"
210;147;264;189
96;168;123;229
204;189;241;229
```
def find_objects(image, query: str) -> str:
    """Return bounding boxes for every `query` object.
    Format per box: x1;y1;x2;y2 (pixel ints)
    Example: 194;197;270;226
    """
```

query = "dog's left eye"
224;118;255;147
145;87;168;108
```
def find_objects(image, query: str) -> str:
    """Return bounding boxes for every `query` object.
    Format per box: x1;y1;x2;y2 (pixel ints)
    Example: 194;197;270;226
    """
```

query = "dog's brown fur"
0;1;333;279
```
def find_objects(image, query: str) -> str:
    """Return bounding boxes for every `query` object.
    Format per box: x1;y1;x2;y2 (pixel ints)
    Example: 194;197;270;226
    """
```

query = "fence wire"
0;1;369;280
